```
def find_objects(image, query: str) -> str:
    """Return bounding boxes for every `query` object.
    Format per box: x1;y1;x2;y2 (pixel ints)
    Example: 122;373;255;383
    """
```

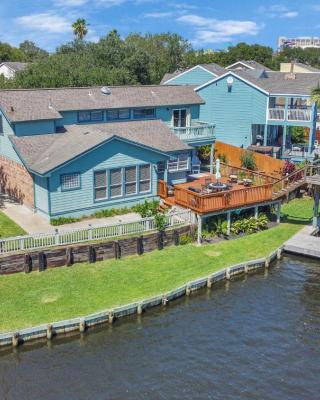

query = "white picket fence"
0;210;194;255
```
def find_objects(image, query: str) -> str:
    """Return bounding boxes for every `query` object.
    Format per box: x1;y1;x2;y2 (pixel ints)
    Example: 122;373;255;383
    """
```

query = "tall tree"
19;40;48;61
72;19;88;40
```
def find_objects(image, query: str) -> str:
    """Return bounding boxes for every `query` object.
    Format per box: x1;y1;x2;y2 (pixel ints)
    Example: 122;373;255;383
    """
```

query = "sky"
0;0;320;51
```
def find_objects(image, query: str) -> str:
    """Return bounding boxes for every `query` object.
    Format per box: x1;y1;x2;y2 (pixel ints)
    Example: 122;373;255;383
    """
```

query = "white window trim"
61;173;81;191
167;155;189;172
171;108;190;128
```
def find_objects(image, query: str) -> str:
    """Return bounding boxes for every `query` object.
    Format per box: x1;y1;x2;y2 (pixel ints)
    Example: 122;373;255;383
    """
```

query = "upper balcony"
170;121;215;144
268;107;312;122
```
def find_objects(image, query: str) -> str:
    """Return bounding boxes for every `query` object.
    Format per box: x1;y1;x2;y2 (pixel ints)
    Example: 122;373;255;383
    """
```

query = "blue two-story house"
0;85;215;219
162;62;319;161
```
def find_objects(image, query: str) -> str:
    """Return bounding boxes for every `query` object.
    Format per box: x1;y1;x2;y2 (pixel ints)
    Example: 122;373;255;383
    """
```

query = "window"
173;109;187;127
0;115;3;135
78;110;103;122
167;154;189;172
139;164;151;192
110;168;122;198
61;173;81;191
125;166;137;195
107;109;130;120
133;108;155;119
94;171;107;200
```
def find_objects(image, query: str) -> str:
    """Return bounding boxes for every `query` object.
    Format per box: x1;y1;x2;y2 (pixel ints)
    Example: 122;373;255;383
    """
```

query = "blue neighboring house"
162;61;319;161
0;85;215;220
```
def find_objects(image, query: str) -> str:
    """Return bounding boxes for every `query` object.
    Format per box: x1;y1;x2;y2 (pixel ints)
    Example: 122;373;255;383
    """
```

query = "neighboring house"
280;62;320;74
162;62;319;161
0;62;28;79
0;85;215;219
278;36;320;50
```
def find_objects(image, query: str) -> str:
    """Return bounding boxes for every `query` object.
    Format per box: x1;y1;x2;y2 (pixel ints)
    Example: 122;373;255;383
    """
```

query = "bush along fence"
0;225;192;275
0;209;194;256
0;247;284;348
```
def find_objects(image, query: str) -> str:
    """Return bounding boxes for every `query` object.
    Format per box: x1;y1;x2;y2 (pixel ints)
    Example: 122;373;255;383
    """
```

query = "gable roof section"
0;62;28;72
0;85;204;123
161;63;226;84
10;119;190;175
226;60;271;71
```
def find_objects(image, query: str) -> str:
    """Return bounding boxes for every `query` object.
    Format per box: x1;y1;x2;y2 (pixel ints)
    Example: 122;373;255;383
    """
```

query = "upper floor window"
133;108;155;119
0;115;3;135
61;173;81;191
167;153;189;172
173;109;187;127
107;109;130;121
78;110;103;123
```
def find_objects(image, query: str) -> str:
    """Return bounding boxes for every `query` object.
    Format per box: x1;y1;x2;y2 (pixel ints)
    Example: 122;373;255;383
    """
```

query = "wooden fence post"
38;252;46;272
136;236;144;255
66;247;73;266
114;241;121;259
157;231;164;250
24;254;32;273
88;246;96;263
173;229;179;246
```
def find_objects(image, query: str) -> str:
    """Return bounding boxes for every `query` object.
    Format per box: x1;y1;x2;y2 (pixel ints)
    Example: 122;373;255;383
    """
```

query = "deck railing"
268;108;285;120
268;108;312;121
0;210;193;255
158;180;168;198
171;121;215;141
219;163;279;184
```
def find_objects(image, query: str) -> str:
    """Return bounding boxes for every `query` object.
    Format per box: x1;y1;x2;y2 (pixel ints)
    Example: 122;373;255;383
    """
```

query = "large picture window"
133;108;155;119
125;166;137;195
61;173;81;191
94;170;107;200
78;110;103;122
110;168;122;198
139;164;151;192
107;109;130;120
173;109;187;127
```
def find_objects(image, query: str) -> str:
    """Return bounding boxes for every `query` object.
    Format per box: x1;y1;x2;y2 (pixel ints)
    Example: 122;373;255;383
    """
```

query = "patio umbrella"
215;158;221;182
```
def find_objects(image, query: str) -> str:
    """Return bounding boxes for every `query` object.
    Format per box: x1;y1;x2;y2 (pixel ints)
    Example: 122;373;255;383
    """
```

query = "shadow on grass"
280;213;312;225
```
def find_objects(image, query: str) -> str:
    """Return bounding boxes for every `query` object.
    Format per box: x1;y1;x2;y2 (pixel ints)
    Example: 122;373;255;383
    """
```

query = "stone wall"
0;156;34;207
0;225;192;275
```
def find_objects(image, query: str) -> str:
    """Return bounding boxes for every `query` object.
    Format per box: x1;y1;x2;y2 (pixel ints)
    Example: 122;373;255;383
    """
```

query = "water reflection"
0;256;319;400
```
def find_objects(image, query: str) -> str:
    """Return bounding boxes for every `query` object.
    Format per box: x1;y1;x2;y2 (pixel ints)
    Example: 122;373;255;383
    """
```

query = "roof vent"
101;86;111;95
284;73;296;80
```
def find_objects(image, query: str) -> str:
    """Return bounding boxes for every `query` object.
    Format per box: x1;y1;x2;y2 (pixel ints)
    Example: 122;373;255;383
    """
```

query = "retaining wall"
0;246;283;348
0;226;192;275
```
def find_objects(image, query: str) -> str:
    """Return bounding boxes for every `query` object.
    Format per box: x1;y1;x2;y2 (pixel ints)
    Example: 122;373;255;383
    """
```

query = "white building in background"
278;36;320;51
0;62;28;79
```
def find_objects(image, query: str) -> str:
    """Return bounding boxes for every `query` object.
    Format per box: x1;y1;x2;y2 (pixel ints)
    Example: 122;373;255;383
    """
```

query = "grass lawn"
0;211;26;238
0;197;316;332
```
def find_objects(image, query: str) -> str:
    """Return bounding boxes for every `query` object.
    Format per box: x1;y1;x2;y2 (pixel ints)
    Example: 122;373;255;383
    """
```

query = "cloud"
15;13;71;33
258;5;298;18
54;0;87;5
177;14;260;44
54;0;127;7
144;12;176;18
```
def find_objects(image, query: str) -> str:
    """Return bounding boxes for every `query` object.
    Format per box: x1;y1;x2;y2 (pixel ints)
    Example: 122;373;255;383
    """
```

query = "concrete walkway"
284;225;320;259
1;201;141;235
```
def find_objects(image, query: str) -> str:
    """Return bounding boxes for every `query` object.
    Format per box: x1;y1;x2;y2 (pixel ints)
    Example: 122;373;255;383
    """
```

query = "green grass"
0;197;315;332
0;211;26;238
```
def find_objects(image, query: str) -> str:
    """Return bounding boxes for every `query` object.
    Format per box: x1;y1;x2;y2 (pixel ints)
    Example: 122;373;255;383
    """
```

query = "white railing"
268;108;285;120
172;122;215;141
0;210;194;255
287;109;311;121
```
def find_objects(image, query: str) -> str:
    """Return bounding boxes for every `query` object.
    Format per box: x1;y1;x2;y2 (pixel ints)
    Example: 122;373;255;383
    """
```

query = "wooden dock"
284;226;320;259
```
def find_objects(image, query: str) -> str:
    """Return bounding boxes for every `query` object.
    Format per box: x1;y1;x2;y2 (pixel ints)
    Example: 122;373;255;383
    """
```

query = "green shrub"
154;211;168;232
133;200;160;218
240;151;256;170
179;233;193;245
50;216;82;226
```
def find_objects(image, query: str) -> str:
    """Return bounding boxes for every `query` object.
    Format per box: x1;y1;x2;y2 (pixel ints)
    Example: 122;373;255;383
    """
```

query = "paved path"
1;201;141;235
284;225;320;259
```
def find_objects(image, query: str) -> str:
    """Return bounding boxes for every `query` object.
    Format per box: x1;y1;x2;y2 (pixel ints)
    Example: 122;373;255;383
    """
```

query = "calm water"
0;256;320;400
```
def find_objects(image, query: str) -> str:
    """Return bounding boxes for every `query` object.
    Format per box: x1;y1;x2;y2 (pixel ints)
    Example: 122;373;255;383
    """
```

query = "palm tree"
72;19;88;40
311;82;320;107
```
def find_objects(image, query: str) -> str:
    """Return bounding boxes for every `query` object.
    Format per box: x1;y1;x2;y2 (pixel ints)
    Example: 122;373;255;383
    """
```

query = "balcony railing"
171;121;215;141
268;108;312;122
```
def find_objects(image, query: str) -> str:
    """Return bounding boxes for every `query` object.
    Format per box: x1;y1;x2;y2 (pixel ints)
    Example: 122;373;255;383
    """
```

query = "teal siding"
34;175;49;214
164;66;215;86
197;75;268;147
14;120;56;136
47;139;168;218
0;110;22;163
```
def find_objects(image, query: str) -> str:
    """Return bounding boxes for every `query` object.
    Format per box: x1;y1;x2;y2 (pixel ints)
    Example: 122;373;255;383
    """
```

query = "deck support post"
210;142;214;175
254;206;259;219
276;202;281;224
313;189;320;228
197;215;202;245
282;125;287;156
227;212;231;236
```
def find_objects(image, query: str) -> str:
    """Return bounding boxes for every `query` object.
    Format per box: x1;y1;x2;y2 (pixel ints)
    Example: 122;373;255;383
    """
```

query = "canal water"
0;256;319;400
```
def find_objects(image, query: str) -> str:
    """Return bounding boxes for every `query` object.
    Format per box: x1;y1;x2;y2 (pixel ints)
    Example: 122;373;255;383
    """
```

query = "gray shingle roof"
226;60;271;71
10;119;190;174
160;63;226;84
236;70;320;95
0;62;28;72
0;85;204;123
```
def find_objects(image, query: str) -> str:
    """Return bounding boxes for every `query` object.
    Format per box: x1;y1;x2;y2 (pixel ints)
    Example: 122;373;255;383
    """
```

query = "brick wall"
0;225;192;275
0;156;34;208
